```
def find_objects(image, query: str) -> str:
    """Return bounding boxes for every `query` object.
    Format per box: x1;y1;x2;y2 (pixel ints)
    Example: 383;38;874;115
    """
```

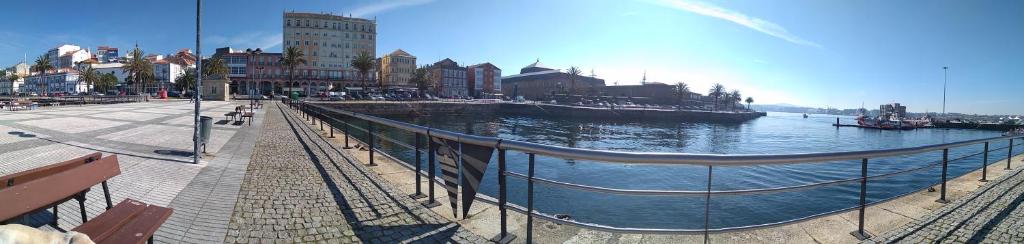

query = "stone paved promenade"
0;100;264;243
224;102;487;243
867;167;1024;243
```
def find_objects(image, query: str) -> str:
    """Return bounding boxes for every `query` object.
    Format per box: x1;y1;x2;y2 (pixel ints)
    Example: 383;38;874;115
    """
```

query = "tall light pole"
246;48;262;110
193;0;202;164
942;66;948;116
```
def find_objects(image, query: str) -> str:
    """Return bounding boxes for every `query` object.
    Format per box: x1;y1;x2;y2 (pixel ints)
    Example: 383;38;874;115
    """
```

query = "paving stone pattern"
0;100;263;244
867;168;1024;243
226;103;489;243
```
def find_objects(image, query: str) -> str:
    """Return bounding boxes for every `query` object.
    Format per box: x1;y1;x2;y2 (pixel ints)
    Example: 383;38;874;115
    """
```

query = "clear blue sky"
3;0;1022;114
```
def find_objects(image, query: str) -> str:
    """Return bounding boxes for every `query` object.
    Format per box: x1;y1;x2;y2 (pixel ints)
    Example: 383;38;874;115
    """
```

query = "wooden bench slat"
0;155;120;221
0;152;102;190
72;199;148;242
97;206;173;244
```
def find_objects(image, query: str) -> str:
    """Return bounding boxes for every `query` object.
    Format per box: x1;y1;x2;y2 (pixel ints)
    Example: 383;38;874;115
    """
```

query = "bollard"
329;120;335;138
850;158;870;240
981;142;989;182
937;149;949;203
491;148;515;243
343;122;352;149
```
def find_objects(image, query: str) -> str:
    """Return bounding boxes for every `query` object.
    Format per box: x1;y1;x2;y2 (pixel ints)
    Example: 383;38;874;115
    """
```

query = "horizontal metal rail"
291;101;1024;240
309;103;1024;166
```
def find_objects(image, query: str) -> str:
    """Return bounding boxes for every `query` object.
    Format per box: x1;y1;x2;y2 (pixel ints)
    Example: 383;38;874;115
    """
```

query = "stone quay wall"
312;101;766;122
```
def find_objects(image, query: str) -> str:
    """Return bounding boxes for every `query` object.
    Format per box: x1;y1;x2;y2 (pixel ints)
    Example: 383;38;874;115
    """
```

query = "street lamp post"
193;0;202;164
942;66;948;116
246;48;262;111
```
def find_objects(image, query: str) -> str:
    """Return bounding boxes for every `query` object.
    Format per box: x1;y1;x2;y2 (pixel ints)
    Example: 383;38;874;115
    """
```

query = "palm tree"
745;97;754;110
566;66;581;95
730;90;742;111
351;52;375;90
279;46;307;96
76;63;99;94
31;55;53;96
202;56;228;79
672;82;690;109
175;67;197;93
123;47;154;95
98;73;118;94
708;83;725;111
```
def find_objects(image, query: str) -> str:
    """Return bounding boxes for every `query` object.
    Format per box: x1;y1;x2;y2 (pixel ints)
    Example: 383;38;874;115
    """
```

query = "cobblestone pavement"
226;102;489;243
0;100;264;244
867;167;1024;243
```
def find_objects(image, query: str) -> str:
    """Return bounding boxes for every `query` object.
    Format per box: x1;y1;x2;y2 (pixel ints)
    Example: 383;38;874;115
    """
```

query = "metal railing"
284;99;1024;243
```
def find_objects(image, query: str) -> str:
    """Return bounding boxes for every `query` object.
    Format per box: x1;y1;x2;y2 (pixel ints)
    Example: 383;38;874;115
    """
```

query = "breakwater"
313;101;766;122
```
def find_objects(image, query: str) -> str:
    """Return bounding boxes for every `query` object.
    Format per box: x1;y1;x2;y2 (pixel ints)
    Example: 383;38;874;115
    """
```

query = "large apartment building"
283;12;376;83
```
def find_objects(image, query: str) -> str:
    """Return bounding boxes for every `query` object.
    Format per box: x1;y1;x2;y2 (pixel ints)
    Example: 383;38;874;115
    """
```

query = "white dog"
0;224;94;244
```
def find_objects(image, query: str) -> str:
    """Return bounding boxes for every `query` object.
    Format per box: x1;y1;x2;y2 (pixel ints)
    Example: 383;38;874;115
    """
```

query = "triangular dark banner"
431;136;460;218
459;142;494;219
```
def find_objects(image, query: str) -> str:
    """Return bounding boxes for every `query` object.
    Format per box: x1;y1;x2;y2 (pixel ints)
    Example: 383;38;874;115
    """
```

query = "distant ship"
851;102;931;130
803;114;808;118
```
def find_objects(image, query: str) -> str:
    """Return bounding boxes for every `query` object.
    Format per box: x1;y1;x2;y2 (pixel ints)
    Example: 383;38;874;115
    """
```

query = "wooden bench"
0;154;173;244
0;153;107;225
224;111;239;121
240;112;254;126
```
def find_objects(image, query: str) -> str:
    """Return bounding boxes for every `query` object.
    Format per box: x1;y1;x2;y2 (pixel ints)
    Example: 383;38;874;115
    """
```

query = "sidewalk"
224;102;488;243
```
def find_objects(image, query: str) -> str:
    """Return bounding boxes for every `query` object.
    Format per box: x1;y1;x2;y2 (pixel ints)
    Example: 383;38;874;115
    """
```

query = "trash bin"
199;116;213;152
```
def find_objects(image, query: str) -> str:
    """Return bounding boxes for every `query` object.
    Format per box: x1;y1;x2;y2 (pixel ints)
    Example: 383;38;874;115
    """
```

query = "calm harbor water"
338;112;1017;230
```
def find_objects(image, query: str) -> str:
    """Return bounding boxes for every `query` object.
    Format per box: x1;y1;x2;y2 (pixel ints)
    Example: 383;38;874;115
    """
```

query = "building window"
287;20;291;26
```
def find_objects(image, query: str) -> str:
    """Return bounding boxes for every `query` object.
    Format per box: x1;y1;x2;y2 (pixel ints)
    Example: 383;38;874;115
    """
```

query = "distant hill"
751;104;813;113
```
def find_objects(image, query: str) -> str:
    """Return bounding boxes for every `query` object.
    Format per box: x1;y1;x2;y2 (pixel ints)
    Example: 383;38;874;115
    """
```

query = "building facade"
426;58;467;98
466;63;501;97
277;12;379;96
379;49;416;88
500;59;605;100
152;60;184;92
46;45;90;71
23;71;85;94
96;46;119;63
597;82;701;105
0;62;28;95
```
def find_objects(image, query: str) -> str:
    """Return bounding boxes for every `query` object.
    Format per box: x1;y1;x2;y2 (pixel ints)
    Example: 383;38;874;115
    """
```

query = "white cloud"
204;32;282;50
649;0;822;48
349;0;435;18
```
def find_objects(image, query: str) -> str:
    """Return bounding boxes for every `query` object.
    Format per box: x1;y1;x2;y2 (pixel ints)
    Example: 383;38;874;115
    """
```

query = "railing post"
367;121;376;166
343;121;352;149
319;110;324;131
424;133;440;207
981;142;989;182
328;118;335;138
526;153;535;244
851;158;871;240
703;165;713;244
410;133;426;199
1007;138;1014;170
937;148;949;203
491;148;515;243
